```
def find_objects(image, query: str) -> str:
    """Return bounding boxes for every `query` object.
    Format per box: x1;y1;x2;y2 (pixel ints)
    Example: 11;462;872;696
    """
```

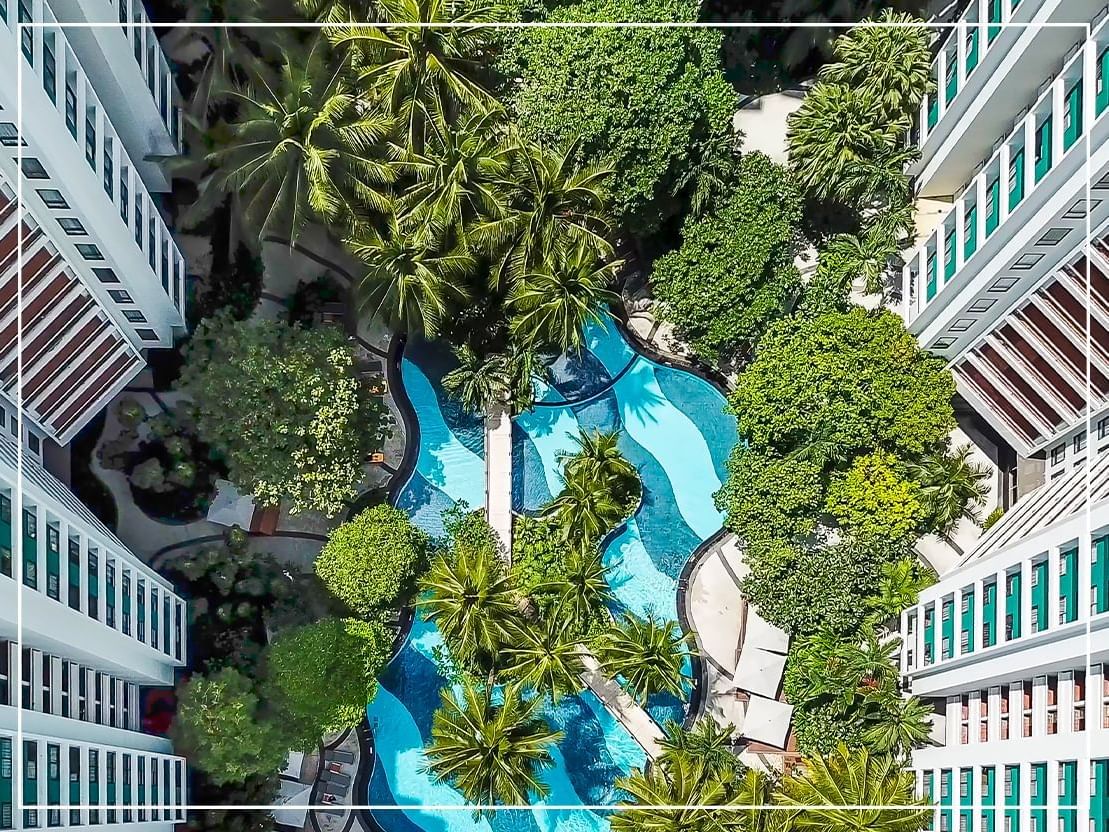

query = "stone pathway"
485;403;514;556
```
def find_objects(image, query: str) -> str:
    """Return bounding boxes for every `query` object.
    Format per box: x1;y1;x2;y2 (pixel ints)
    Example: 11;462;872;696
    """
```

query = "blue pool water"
368;322;737;832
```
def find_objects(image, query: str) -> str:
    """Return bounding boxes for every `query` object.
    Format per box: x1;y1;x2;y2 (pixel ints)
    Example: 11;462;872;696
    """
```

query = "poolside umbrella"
741;695;793;749
732;647;787;699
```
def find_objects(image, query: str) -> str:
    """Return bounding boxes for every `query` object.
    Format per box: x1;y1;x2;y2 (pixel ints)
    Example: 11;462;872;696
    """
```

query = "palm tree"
731;768;782;832
501;618;586;701
546;546;613;633
418;540;517;666
907;445;991;535
612;753;734;832
820;10;934;121
443;344;511;414
558;428;636;491
349;212;474;337
294;0;377;21
867;559;934;621
327;0;499;150
509;242;621;351
817;222;901;299
787;83;912;205
425;681;562;810
196;39;395;244
861;692;934;760
541;468;625;545
658;719;737;778
596;613;691;704
393;110;511;248
851;627;902;696
474;140;614;292
774;744;931;831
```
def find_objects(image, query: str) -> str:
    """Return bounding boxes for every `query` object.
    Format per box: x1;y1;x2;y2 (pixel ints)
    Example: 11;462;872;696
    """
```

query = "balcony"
903;21;1109;355
0;433;186;684
912;0;1101;197
0;3;187;345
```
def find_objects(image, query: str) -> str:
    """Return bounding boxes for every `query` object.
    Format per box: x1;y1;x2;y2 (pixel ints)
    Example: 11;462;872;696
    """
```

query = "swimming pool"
368;321;737;832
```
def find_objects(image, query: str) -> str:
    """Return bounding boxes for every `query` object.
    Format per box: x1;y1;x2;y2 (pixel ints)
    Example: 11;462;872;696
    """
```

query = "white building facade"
0;2;191;828
901;455;1109;832
902;0;1109;470
0;0;186;446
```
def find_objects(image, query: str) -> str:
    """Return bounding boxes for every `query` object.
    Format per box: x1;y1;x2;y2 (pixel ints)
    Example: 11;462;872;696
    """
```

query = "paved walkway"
577;649;664;759
485;403;514;557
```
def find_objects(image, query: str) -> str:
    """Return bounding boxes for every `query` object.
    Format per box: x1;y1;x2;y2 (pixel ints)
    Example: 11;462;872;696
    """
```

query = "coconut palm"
658;719;737;779
418;538;517;666
501;618;586;701
509;242;622;351
443;340;545;415
612;752;734;832
907;444;991;535
732;767;782;832
546;545;613;633
852;627;902;696
393;109;512;248
349;212;474;337
327;0;499;150
294;0;376;21
557;428;637;503
541;468;625;545
862;691;934;760
787;83;912;205
474;140;614;292
820;11;934;120
774;744;931;831
425;680;562;810
596;613;691;704
817;222;901;299
196;39;395;244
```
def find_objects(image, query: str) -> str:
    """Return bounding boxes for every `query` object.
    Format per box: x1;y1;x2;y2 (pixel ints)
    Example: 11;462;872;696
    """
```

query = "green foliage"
316;505;430;616
982;505;1005;531
866;558;936;622
789;700;862;757
543;429;640;545
426;681;562;810
510;515;570;608
650;152;804;362
595;613;691;704
729;310;955;462
713;448;823;542
740;536;905;636
501;617;587;701
263;617;391;750
172;669;288;785
443;341;548;415
179;313;390;517
499;0;737;235
825;451;926;544
612;751;733;832
906;444;991;535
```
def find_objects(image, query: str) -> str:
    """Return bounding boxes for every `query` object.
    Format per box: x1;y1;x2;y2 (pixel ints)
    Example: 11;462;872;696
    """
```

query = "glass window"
107;290;133;304
120;165;129;224
75;244;103;261
103;136;114;200
123;310;146;323
36;189;67;209
84;106;96;170
1050;444;1066;465
21;158;48;179
56;218;85;236
92;268;119;284
18;0;32;65
0;123;20;147
136;329;159;342
42;31;56;103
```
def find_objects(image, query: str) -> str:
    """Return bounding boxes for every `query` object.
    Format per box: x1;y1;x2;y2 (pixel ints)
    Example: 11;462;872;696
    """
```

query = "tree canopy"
498;0;737;235
316;504;430;616
263;617;391;750
179;314;390;517
650;152;803;362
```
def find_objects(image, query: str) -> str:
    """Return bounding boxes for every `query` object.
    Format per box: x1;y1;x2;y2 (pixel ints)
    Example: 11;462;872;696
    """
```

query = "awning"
732;647;786;699
741;695;793;749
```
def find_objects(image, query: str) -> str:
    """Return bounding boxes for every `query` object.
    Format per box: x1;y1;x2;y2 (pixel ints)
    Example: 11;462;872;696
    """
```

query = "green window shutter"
45;528;59;602
966;28;979;74
22;511;37;591
1098;47;1109;115
960;590;974;654
963;205;978;260
1060;548;1078;624
986;177;1001;235
1005;572;1021;640
941;598;955;659
982;580;997;647
1064;81;1083;151
1008;149;1025;212
1031;560;1048;632
0;495;11;579
1034;117;1052;183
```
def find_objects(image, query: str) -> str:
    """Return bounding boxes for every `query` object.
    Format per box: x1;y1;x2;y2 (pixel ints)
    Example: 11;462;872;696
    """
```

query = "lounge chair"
322;781;347;798
325;749;355;764
322;771;352;787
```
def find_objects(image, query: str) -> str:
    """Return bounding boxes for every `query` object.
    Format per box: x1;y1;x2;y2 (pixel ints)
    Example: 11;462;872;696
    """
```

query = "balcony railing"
0;0;187;317
915;0;1050;150
904;18;1109;322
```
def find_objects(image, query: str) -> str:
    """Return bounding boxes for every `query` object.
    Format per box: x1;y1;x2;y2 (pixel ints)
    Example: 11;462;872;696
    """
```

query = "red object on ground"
251;505;280;535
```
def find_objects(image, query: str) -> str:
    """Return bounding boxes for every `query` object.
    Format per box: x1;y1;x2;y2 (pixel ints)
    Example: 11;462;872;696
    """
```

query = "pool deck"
577;649;664;759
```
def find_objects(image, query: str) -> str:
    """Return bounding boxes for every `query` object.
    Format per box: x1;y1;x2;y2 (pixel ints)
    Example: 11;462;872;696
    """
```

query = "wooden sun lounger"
325;749;355;764
323;781;347;797
322;771;352;787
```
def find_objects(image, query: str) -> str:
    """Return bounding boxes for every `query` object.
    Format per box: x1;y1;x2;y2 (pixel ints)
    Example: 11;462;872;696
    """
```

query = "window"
42;31;56;103
134;194;142;247
120;166;129;224
84;106;96;170
0;640;9;706
1051;444;1066;465
123;310;146;323
148;217;156;270
36;189;67;209
56;218;85;236
64;71;77;139
92;268;119;284
1099;416;1109;441
107;290;133;305
1075;433;1087;453
0;124;20;147
21;158;49;179
136;329;159;342
103;136;114;200
18;0;32;64
75;244;103;261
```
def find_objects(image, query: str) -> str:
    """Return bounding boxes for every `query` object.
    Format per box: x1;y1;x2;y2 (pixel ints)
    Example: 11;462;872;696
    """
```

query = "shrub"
650;152;803;362
510;515;569;605
825;451;926;544
499;0;737;235
179;313;391;516
316;505;430;616
263;617;392;751
172;669;288;785
714;448;823;542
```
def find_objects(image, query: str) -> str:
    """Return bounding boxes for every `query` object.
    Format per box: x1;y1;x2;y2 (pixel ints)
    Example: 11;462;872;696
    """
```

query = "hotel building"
901;455;1109;832
901;0;1109;482
0;1;191;828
